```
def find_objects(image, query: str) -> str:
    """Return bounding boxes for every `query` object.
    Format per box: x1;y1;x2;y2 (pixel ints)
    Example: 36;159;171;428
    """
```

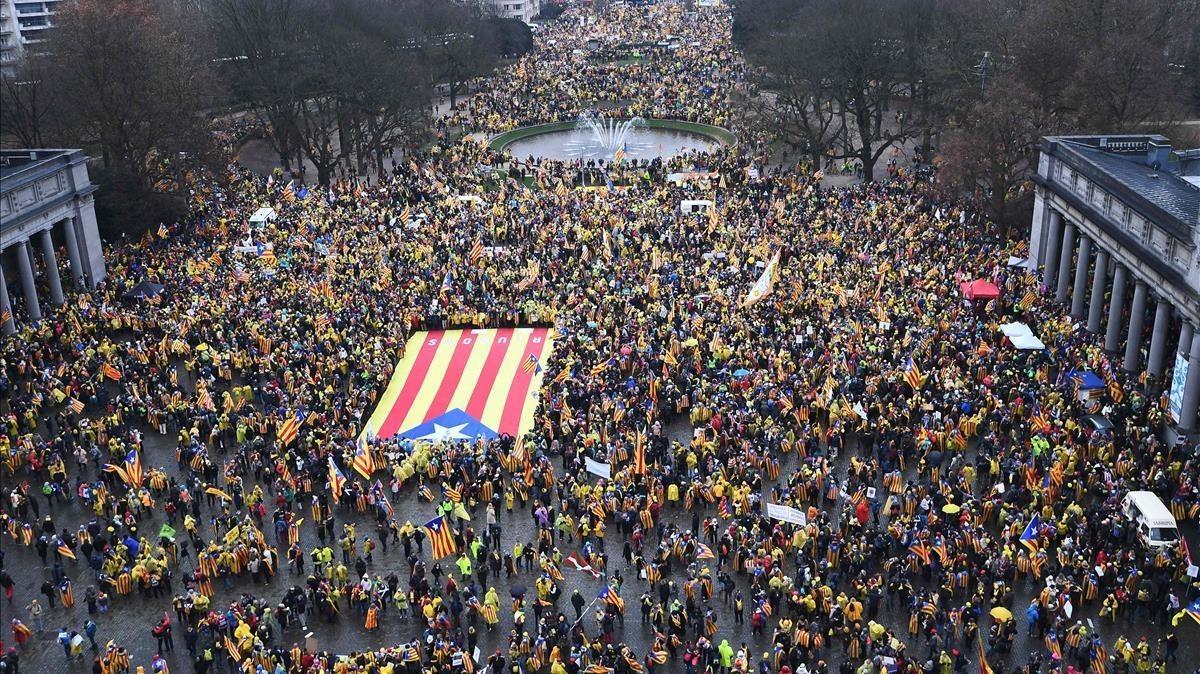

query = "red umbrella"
959;279;1000;301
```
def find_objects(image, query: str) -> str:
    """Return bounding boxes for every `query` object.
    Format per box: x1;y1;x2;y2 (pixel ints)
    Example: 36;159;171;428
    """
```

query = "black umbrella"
125;281;165;299
510;584;527;598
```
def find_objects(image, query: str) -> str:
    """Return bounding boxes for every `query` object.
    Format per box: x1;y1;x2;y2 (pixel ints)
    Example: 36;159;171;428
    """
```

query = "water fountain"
493;111;731;162
574;112;647;158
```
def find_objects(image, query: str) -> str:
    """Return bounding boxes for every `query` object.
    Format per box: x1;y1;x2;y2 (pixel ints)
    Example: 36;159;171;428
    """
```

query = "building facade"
1029;135;1200;433
0;149;105;335
486;0;541;24
0;0;64;72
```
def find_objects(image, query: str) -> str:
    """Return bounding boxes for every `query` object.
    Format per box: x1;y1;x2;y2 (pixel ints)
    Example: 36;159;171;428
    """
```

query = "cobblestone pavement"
3;415;1197;673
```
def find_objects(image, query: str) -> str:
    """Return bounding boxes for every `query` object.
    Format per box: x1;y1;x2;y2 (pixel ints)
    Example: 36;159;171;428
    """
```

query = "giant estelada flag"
362;328;554;441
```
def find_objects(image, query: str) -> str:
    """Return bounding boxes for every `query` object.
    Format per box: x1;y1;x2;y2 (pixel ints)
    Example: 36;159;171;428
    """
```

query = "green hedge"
489;119;736;153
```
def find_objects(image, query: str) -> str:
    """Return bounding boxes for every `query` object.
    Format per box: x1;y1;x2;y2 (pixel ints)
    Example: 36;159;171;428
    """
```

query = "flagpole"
570;593;605;630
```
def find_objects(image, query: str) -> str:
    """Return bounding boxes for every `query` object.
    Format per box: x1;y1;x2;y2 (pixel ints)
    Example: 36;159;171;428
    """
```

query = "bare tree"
45;0;216;231
743;25;840;167
0;56;59;148
209;0;309;169
737;0;934;179
405;0;499;107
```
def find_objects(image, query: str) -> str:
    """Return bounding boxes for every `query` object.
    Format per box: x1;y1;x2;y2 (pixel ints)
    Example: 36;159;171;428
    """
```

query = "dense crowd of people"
1;3;1198;674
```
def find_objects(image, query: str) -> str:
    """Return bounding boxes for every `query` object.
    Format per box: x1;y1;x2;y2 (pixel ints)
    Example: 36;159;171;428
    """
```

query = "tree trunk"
860;146;876;182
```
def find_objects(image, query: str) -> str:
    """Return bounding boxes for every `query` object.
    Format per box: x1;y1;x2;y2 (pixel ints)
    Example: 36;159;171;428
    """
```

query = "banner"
585;457;611;480
742;251;780;307
1169;352;1188;422
765;502;807;525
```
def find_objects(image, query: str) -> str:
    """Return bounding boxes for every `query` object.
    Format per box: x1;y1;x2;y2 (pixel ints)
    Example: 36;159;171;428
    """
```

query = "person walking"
152;614;173;653
83;620;98;652
23;600;43;634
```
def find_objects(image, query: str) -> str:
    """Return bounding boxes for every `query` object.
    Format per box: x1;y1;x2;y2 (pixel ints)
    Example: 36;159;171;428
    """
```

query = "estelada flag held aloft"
351;436;374;479
101;363;123;381
633;428;648;475
742;251;781;307
902;356;924;390
423;515;457;560
327;457;347;503
104;449;142;487
276;409;305;447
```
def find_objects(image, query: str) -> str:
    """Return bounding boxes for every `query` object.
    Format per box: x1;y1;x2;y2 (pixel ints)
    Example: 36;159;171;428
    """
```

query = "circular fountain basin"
492;119;734;161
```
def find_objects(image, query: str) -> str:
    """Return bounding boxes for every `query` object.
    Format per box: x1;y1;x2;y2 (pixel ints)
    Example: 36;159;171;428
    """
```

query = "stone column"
1105;264;1127;352
15;240;41;321
1147;298;1172;378
1179;332;1200;431
1123;281;1147;372
61;216;85;289
1086;249;1108;333
1042;211;1063;292
1179;321;1194;358
1071;236;1091;319
40;229;64;306
0;259;14;335
1055;222;1075;303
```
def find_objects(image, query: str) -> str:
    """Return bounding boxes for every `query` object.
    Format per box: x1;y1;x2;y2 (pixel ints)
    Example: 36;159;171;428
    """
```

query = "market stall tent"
960;279;1000;301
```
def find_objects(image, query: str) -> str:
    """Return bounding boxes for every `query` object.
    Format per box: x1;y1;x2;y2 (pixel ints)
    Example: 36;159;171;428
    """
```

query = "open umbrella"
125;280;165;299
989;606;1013;622
732;369;751;378
510;585;527;598
941;503;961;514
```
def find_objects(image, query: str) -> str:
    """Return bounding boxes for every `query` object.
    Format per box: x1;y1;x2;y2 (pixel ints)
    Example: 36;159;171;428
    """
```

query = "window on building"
1173;244;1191;270
1147;226;1164;251
1127;213;1143;238
17;15;47;27
15;3;44;15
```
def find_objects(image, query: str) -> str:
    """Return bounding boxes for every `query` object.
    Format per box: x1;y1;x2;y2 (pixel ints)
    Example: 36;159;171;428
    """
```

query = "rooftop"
1042;135;1200;239
0;148;85;184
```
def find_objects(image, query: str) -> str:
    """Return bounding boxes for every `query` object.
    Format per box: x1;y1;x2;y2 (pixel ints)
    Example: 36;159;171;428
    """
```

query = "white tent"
999;322;1046;350
1009;334;1046;350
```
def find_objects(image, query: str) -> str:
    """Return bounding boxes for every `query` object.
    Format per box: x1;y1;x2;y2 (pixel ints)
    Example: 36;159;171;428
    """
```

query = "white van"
1121;491;1180;550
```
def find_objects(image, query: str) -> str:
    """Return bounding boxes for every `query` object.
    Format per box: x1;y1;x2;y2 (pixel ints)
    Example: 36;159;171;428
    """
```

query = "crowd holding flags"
741;250;780;307
564;552;601;578
902;356;924;390
102;363;123;381
328;457;347;503
352;436;375;479
1020;514;1042;553
598;585;625;613
633;427;648;475
276;408;306;446
423;516;457;560
104;448;143;487
371;480;394;517
205;486;233;502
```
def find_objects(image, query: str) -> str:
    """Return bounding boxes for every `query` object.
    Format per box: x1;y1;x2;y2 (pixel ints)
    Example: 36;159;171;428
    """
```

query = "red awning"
959;279;1000;301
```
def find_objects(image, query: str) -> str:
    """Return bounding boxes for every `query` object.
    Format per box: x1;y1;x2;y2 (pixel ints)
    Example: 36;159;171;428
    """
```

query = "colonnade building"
1029;135;1200;433
0;148;106;335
